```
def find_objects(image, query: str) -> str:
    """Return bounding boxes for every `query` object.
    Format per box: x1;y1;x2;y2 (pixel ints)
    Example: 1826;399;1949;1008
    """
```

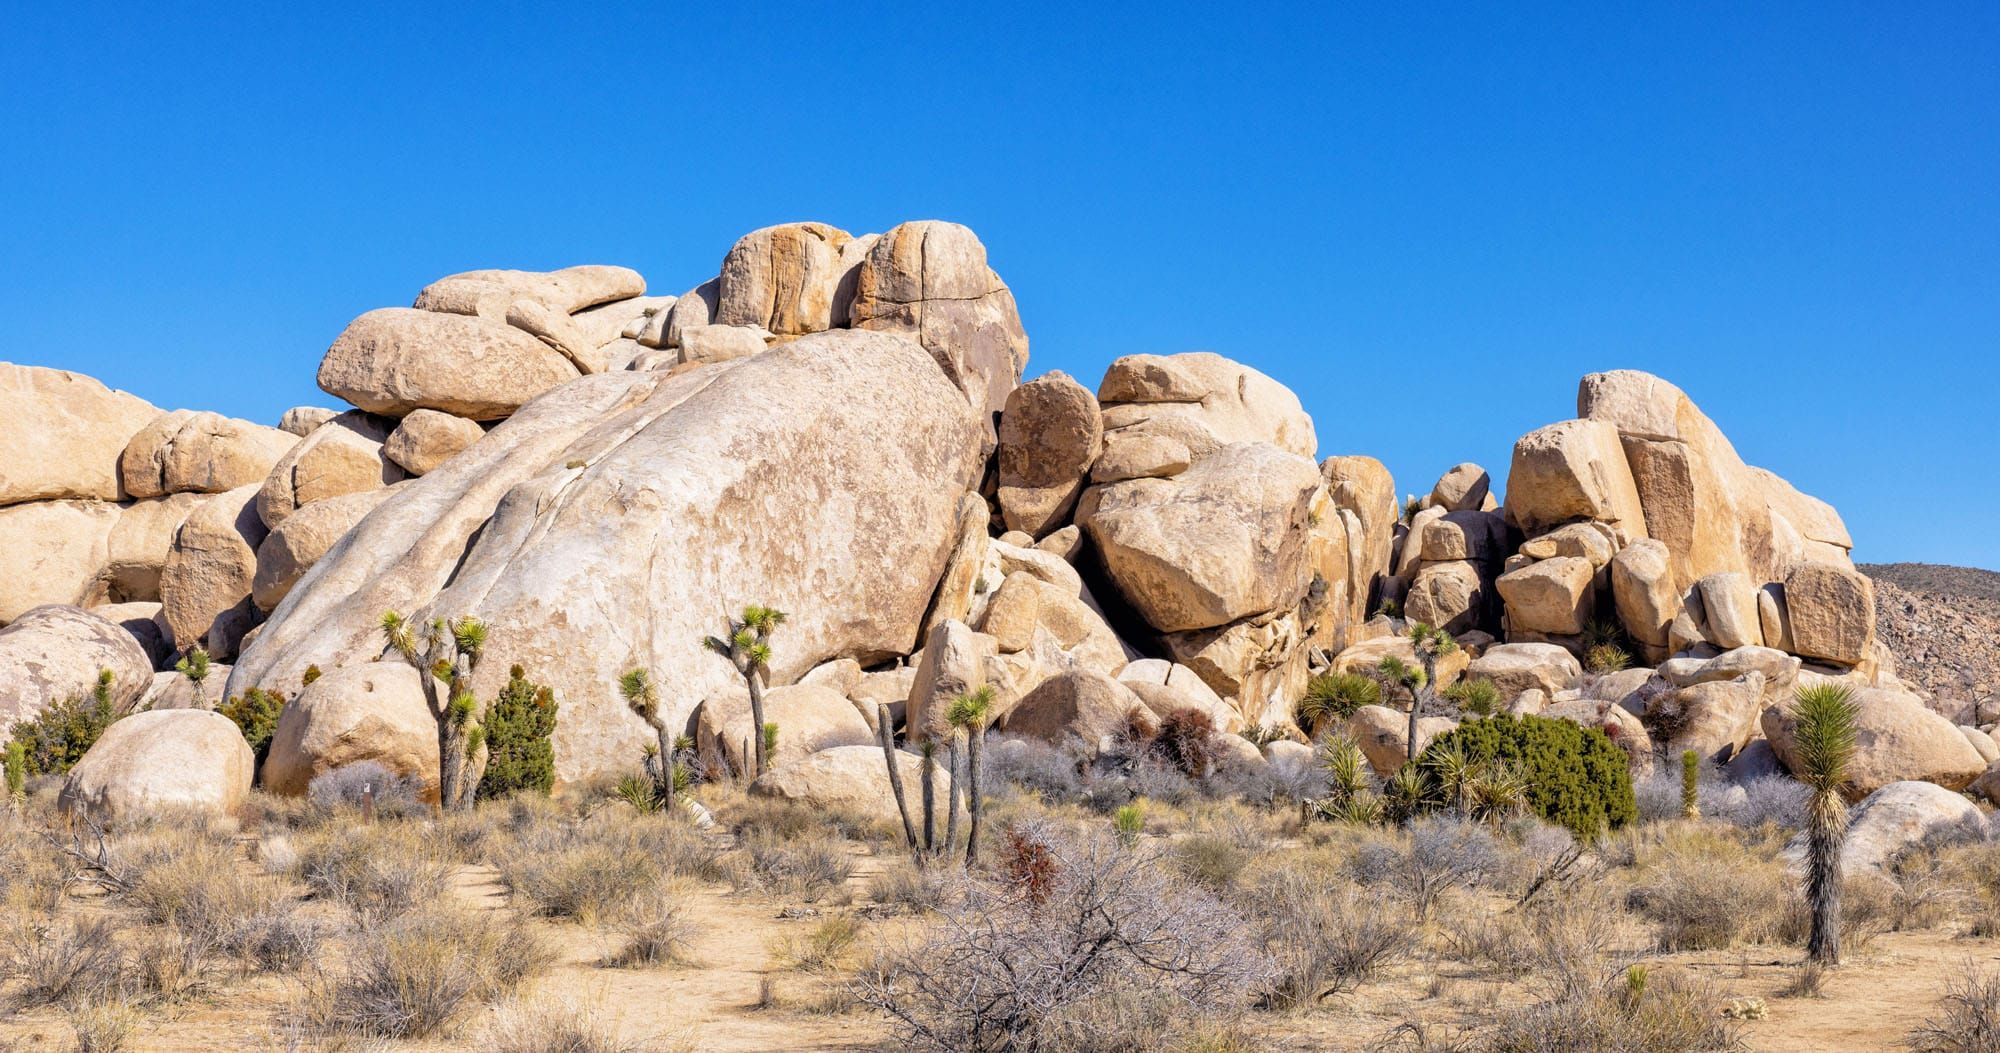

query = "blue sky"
4;4;1995;567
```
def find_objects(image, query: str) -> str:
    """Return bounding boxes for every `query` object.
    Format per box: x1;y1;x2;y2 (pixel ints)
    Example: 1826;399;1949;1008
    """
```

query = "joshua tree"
620;668;676;814
945;685;995;867
1792;682;1860;965
703;605;786;778
920;739;939;853
1405;623;1458;764
877;703;922;862
380;610;488;812
1374;655;1426;761
1680;749;1701;820
174;647;211;685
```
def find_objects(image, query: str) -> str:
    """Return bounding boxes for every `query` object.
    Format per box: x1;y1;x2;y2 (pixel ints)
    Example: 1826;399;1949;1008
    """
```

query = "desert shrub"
0;827;69;918
603;886;698;968
1297;672;1380;734
1625;827;1785;951
217;687;286;765
1445;882;1622;1000
125;925;211;1003
1583;643;1632;674
869;860;961;914
1173;833;1253;891
306;761;425;818
1119;756;1199;806
294;825;452;926
497;841;661;922
118;828;288;946
476;665;558;800
1773;874;1893;952
857;821;1271;1053
294;907;553;1039
231;903;330;973
9;671;118;776
5;917;125;1008
774;914;860;973
481;993;641;1053
1909;963;2000;1053
982;733;1084;802
63;994;139;1053
721;792;882;844
1349;816;1502;918
1251;864;1417;1007
1417;713;1635;839
1152;708;1219;779
1473;966;1740;1053
1443;676;1503;717
741;826;853;903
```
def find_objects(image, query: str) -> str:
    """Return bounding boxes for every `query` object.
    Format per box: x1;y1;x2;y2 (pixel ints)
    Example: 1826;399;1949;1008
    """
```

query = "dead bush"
1908;963;2000;1053
602;886;698;968
1623;826;1784;951
480;992;641;1053
868;860;962;914
740;826;853;903
231;903;332;973
1772;874;1892;954
5;916;125;1009
290;906;554;1039
294;825;452;926
63;993;139;1053
117;829;289;948
495;841;663;923
773;914;860;973
1473;966;1742;1052
1349;816;1502;919
857;821;1271;1052
1249;864;1418;1007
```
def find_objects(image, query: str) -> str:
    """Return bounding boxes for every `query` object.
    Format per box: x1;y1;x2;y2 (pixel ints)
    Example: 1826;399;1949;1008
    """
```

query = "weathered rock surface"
1785;781;1986;876
1001;669;1154;753
1654;674;1765;764
59;710;253;825
698;682;876;773
716;222;853;337
0;364;160;505
120;410;297;499
160;485;267;659
260;662;439;800
1429;463;1491;512
256;411;405;529
252;485;402;612
278;406;338;436
0;501;123;622
1466;643;1581;702
1497;556;1595;635
1096;352;1316;465
997;371;1102;537
1763;686;1988;798
0;605;153;728
318;308;583;420
91;601;173;668
1347;705;1456;776
413;265;645;318
849;221;1028;416
1784;562;1875;666
1506;418;1649;543
382;409;485;476
1405;559;1490;636
747;745;948;824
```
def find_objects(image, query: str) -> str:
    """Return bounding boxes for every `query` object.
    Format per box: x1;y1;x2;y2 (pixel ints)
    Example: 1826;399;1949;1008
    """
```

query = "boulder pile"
5;219;1995;820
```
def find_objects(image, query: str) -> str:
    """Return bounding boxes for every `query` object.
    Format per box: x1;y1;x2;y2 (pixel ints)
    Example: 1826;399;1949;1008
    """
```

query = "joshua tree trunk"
744;662;768;778
920;741;938;853
437;720;466;811
877;704;921;862
1407;655;1436;764
1807;788;1846;964
965;725;984;868
943;733;962;862
654;723;677;815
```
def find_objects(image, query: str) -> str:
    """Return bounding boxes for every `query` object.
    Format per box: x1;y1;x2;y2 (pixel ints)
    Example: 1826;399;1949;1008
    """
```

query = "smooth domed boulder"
1002;669;1155;753
1497;556;1595;635
260;662;439;800
905;619;999;741
413;265;646;319
0;605;153;727
1405;559;1490;636
1783;562;1875;666
1096;352;1315;464
997;371;1102;537
746;745;948;824
662;278;719;349
318;307;584;420
1784;781;1985;877
252;485;402;611
1466;643;1581;702
715;222;853;337
1610;538;1677;659
58;710;253;826
1762;686;1988;799
257;410;406;529
382;409;484;476
1653;674;1765;764
696;682;875;774
976;572;1125;675
119;410;298;499
1081;442;1319;633
1346;705;1457;777
159;485;267;659
232;329;989;787
849;220;1028;416
1330;635;1469;689
0;363;160;505
97;493;204;604
1419;510;1507;562
677;323;770;366
141;665;230;711
1518;522;1616;567
1960;726;2000;766
1506;418;1648;544
278;406;338;437
0;501;122;622
90;601;173;668
1694;572;1764;650
1429;463;1491;512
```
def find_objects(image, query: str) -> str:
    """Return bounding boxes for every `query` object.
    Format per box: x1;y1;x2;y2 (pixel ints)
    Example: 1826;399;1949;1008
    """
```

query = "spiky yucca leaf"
451;617;488;656
945;685;997;730
618;669;658;718
1792;683;1860;794
742;605;788;634
745;642;772;669
380;610;416;658
1318;732;1373;801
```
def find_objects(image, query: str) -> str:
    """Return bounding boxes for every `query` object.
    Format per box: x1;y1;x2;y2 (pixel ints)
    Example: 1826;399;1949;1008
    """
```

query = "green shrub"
5;740;24;799
218;687;287;766
1443;677;1502;717
1585;643;1633;674
9;670;118;777
174;647;211;684
477;666;558;799
1296;672;1380;735
1416;713;1635;839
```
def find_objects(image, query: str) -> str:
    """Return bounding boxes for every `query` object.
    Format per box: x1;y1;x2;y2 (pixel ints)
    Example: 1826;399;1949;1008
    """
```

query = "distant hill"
1860;563;2000;723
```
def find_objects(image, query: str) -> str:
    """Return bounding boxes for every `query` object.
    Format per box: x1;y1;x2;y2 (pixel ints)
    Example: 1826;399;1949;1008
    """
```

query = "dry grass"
739;826;854;903
62;994;139;1053
288;906;554;1040
479;992;642;1053
5;917;126;1010
1908;962;2000;1053
292;824;453;927
1621;823;1785;951
601;886;699;968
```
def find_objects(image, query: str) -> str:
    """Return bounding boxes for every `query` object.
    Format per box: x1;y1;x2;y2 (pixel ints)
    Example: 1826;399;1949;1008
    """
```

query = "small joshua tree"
1405;623;1458;764
1374;656;1426;760
1792;682;1860;965
174;647;211;685
945;685;996;867
703;605;786;778
380;610;488;812
620;668;675;814
1680;749;1701;820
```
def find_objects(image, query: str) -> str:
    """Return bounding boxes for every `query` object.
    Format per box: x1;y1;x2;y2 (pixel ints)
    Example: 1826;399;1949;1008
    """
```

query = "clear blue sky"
5;4;1995;567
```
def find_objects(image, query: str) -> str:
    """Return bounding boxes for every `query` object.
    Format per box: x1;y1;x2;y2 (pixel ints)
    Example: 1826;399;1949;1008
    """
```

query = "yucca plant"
619;668;675;813
945;685;995;867
1443;677;1501;717
174;647;211;685
1383;763;1433;824
703;605;786;778
1405;624;1458;764
380;610;488;812
1112;803;1144;846
1681;749;1701;820
1461;762;1530;823
1296;672;1380;738
4;739;24;804
1315;732;1380;825
1792;682;1860;965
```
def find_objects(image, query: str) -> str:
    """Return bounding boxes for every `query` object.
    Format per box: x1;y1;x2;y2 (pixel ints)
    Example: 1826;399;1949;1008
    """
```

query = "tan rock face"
677;324;770;366
0;501;122;622
232;330;989;787
1465;643;1581;702
257;411;406;529
101;493;203;604
1517;522;1616;567
1346;705;1457;776
120;410;298;499
1784;563;1875;666
849;221;1028;416
715;222;853;337
1405;560;1490;636
1321;455;1397;619
0;363;160;505
663;279;719;349
904;620;998;742
698;682;876;774
1090;433;1191;483
1763;686;1988;798
1429;463;1491;512
317;307;583;420
260;662;439;801
1506;418;1648;542
278;407;338;437
1655;675;1765;764
1001;669;1153;754
1610;538;1677;657
1082;442;1319;633
59;710;253;825
1165;609;1309;726
252;485;401;612
1096;352;1316;464
382;410;484;477
1695;572;1763;650
1419;510;1507;562
413;265;646;318
1497;556;1595;635
160;485;268;659
997;371;1103;537
747;745;947;825
0;605;153;728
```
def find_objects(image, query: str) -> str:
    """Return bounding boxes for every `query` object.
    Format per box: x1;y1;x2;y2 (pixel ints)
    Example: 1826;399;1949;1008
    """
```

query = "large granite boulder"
119;410;297;498
317;308;583;420
413;265;645;319
1785;781;1986;877
0;605;153;728
259;662;438;801
715;222;854;337
0;501;123;622
1762;686;1988;799
256;411;406;529
252;485;403;612
848;221;1028;416
1497;556;1595;635
1001;669;1154;754
747;744;948;824
382;410;484;476
1096;352;1316;466
0;363;160;505
100;494;204;604
1506;418;1648;543
1783;562;1875;667
1465;643;1581;702
997;371;1103;537
696;682;875;774
58;710;253;826
159;485;268;659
